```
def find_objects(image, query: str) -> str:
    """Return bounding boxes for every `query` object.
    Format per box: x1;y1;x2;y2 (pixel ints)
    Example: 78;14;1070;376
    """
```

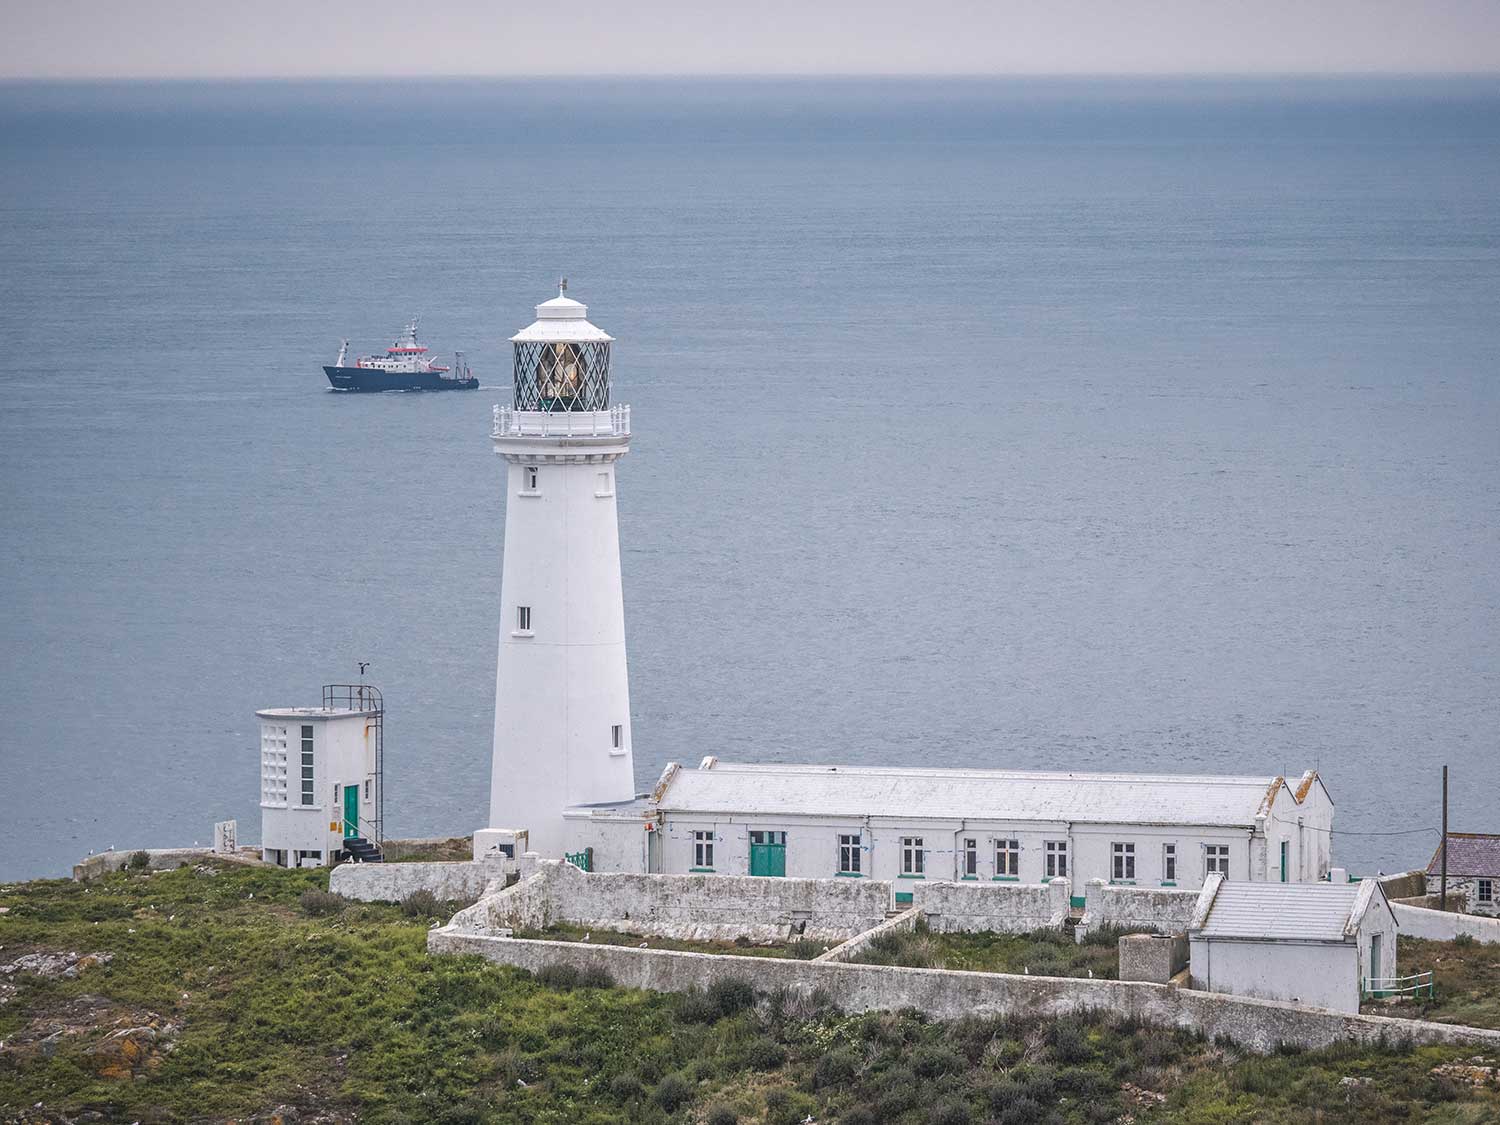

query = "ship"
323;321;478;392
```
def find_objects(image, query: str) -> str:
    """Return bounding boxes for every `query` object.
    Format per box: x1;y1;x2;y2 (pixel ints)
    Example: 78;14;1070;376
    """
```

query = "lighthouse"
479;283;636;860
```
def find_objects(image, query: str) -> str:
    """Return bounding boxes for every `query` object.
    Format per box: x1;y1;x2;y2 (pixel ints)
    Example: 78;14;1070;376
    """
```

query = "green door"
749;831;786;877
343;784;360;838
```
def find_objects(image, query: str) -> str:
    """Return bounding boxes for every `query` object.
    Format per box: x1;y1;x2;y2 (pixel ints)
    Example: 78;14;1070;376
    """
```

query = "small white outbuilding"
1187;873;1397;1013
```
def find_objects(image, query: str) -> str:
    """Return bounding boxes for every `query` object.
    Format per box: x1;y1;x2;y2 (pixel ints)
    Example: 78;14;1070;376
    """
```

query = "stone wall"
1392;902;1500;945
72;847;263;881
450;859;893;943
1118;933;1189;984
911;879;1070;933
1076;880;1200;940
1378;870;1428;901
329;860;503;904
816;907;922;963
429;927;1500;1055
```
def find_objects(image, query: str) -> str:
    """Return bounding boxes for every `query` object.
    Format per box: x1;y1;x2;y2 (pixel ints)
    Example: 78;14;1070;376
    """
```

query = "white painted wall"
1393;902;1500;943
487;427;635;858
259;709;374;866
652;813;1293;904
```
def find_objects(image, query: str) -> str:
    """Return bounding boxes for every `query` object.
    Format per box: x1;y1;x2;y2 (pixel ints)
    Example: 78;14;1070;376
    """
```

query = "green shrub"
607;1072;644;1101
744;1037;787;1070
787;940;824;960
577;964;615;989
1046;1016;1093;1064
675;987;723;1024
298;888;345;917
840;1109;879;1125
653;1072;693;1111
1454;932;1476;947
127;849;151;870
399;888;439;917
705;1105;739;1125
910;1043;963;1079
536;963;581;989
707;976;756;1017
764;1088;816;1125
813;1045;862;1089
929;1100;972;1125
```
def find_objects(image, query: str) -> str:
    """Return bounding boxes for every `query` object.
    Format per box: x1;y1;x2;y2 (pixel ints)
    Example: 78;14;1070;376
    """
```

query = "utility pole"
1440;765;1449;911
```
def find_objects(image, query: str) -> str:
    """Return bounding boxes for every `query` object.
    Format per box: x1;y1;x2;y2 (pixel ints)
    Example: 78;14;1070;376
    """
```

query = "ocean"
1;78;1496;881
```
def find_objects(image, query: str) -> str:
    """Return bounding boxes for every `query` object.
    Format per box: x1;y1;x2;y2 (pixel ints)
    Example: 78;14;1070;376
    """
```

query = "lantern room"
510;280;615;412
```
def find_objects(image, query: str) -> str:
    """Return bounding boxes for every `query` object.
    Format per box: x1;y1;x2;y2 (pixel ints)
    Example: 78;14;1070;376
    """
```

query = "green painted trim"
897;873;926;880
961;875;978;881
1109;879;1137;886
1160;881;1177;887
1069;895;1085;909
894;892;914;904
834;871;864;878
689;867;715;873
991;875;1020;882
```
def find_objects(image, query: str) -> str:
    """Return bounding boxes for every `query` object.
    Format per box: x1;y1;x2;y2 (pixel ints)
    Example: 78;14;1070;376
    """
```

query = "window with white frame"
517;605;532;632
364;779;371;801
1205;844;1230;878
611;724;623;750
692;830;714;870
1163;843;1177;883
901;836;925;876
838;833;862;875
961;837;978;877
1045;840;1068;878
525;465;538;490
1479;879;1494;903
1112;842;1136;881
996;838;1020;877
299;725;315;805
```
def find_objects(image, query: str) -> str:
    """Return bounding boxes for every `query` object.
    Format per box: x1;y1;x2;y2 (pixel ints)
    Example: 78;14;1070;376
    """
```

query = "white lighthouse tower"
479;282;636;860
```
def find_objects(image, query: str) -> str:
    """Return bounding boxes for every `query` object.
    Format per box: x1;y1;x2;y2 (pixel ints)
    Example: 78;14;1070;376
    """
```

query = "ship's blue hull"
324;366;479;392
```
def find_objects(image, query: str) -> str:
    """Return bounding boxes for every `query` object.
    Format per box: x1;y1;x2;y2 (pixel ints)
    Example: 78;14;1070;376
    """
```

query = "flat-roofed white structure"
1188;874;1396;1013
633;758;1333;905
259;703;381;868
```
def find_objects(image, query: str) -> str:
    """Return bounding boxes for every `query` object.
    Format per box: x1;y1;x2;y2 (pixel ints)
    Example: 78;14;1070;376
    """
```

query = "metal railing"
492;403;630;439
1363;971;1434;1000
564;849;593;873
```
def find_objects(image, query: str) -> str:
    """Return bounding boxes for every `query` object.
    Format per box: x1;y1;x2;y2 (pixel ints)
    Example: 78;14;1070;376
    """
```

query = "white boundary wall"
912;878;1070;933
1077;880;1200;940
330;861;503;904
429;927;1500;1055
1393;903;1500;944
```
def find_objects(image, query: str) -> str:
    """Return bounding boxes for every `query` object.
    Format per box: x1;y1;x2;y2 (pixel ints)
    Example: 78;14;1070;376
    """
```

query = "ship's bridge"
509;282;614;413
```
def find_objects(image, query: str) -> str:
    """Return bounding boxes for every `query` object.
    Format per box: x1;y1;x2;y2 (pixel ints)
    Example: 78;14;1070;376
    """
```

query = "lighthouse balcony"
493;404;629;439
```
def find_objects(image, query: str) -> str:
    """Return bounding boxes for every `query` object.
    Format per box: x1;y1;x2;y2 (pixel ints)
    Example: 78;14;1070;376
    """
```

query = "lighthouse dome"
510;285;614;344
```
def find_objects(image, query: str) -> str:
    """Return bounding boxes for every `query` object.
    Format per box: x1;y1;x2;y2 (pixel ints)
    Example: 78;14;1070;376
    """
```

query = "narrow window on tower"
525;466;538;491
595;470;613;498
299;725;315;806
611;724;623;751
516;606;532;633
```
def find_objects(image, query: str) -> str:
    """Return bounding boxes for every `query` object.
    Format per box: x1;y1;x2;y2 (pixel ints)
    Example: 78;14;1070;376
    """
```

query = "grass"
2;864;1497;1123
1362;936;1500;1031
513;922;827;960
853;921;1141;979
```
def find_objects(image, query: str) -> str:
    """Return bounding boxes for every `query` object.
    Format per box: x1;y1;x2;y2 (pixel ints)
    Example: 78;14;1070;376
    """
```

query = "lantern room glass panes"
514;340;611;412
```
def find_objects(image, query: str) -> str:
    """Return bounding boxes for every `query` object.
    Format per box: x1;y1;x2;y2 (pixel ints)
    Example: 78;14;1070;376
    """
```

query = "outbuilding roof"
654;760;1310;828
1426;833;1500;879
1190;877;1389;942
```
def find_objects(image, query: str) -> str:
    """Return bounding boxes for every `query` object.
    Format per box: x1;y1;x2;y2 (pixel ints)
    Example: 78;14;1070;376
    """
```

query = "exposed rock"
0;951;113;980
1430;1061;1499;1086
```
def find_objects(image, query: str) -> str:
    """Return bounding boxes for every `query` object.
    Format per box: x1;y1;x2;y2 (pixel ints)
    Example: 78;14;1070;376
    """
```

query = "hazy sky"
6;0;1500;80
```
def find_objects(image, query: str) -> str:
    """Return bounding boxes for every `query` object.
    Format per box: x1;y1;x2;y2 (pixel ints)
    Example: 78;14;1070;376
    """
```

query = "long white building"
566;758;1333;904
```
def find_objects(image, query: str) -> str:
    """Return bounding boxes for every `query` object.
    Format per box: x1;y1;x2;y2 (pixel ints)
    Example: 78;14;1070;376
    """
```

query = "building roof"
510;288;614;344
654;760;1306;828
1426;833;1500;879
255;707;376;720
1191;876;1387;942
